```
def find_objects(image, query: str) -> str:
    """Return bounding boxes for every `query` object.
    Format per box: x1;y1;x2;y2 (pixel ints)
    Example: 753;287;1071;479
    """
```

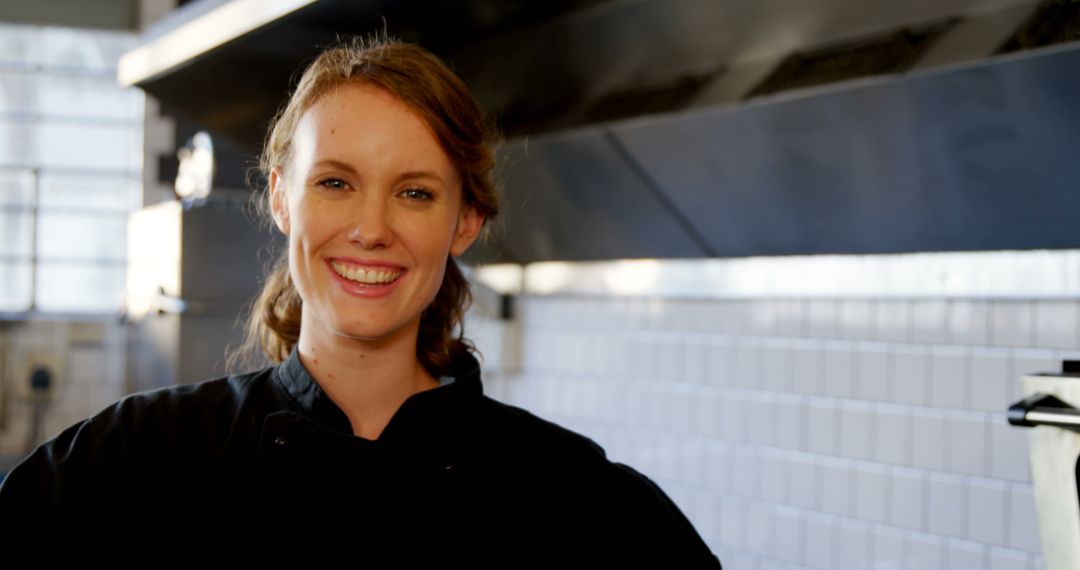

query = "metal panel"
611;43;1080;258
495;134;707;261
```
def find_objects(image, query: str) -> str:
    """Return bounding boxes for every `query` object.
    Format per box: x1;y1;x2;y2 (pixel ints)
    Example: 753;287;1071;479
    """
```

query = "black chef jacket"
0;345;721;567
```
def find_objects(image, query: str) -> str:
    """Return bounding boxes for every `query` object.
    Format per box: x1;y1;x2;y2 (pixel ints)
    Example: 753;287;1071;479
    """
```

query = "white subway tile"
521;329;546;370
670;389;694;434
761;338;792;393
789;339;822;395
757;558;785;570
874;403;911;466
806;299;839;339
717;496;746;550
684;299;712;333
733;339;764;390
706;338;734;387
747;395;776;447
968;477;1008;547
854;463;889;524
726;551;757;568
971;347;1012;412
856;342;891;402
645;384;665;430
1031;554;1045;570
873;525;907;570
676;298;702;333
822;341;856;399
1034;300;1079;350
746;501;773;555
575;332;595;376
892;346;928;406
625;335;651;381
949;300;991;346
988;546;1029;570
622;382;645;429
927;472;966;537
715;301;745;335
839;300;874;340
706;440;732;493
989;419;1031;483
992;301;1034;348
609;380;627;424
775;299;806;337
840;400;874;460
1008;484;1041;553
911;300;948;344
787;454;819;511
804;512;836;570
948;411;989;476
877;300;911;343
773;394;805;450
946;537;987;570
929;346;968;409
890;467;926;530
694;392;718;437
719;394;747;442
747;299;778;336
806;397;838;456
911;408;948;471
684;337;709;384
908;532;946;570
686;489;715;543
658;336;685;383
820;457;854;517
836;519;872;569
732;444;760;497
645;298;669;331
760;450;787;503
1011;348;1058;379
775;506;803;563
590;331;615;376
556;331;581;374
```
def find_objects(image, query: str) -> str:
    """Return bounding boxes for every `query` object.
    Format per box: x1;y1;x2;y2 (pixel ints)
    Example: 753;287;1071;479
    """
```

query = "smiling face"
269;82;484;350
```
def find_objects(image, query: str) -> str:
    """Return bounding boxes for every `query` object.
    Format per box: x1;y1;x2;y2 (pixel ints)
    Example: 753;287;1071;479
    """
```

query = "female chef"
0;35;721;567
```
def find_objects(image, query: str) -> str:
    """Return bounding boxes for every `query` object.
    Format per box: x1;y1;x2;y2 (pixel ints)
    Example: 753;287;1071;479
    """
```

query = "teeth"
331;261;401;284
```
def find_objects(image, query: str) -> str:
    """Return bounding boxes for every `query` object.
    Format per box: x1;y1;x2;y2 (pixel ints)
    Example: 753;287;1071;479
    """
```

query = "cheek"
289;204;337;253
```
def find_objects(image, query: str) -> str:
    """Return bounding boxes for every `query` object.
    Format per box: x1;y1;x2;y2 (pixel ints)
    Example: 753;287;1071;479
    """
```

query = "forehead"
291;82;456;179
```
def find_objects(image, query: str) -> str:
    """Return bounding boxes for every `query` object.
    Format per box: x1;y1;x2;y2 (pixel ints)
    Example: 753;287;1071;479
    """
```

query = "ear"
269;167;290;236
450;205;484;257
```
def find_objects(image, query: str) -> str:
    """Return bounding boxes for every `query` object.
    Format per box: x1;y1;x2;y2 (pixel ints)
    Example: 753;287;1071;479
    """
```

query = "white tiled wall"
0;319;127;467
480;296;1063;569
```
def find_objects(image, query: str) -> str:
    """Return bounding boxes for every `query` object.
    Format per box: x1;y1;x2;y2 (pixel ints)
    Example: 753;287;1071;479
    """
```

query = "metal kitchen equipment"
1008;362;1080;570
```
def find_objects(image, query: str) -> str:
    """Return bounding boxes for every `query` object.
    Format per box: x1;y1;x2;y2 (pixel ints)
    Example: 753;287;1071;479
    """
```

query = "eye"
401;187;434;201
317;178;348;191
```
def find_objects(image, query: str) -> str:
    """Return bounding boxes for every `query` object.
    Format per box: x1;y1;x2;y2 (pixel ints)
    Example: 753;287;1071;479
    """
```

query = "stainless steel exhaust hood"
121;0;1080;266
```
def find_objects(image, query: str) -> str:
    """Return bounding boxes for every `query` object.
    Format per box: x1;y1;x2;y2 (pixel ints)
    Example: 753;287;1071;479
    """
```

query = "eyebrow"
312;160;447;185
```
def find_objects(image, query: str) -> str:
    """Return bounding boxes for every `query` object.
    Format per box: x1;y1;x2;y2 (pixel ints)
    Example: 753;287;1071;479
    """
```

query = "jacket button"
444;463;454;471
274;436;287;446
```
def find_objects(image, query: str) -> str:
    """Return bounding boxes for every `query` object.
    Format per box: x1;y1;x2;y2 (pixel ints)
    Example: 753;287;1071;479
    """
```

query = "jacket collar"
271;344;484;445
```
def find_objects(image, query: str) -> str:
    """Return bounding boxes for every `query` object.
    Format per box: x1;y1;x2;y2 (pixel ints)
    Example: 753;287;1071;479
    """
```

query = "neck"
296;316;439;441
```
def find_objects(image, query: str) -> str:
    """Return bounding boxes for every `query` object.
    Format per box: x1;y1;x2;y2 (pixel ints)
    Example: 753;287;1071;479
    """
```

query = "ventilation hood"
121;0;1080;265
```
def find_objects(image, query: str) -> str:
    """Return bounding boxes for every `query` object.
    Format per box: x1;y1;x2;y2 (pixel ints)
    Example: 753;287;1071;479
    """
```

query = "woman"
0;36;720;566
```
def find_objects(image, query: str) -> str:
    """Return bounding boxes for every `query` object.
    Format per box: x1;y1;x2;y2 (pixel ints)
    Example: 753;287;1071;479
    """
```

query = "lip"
325;259;406;298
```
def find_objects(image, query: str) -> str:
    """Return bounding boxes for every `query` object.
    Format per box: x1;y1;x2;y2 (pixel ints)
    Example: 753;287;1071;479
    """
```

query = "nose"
348;193;393;250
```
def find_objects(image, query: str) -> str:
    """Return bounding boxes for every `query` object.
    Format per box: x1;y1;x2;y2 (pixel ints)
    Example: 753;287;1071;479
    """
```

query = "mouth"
329;260;404;286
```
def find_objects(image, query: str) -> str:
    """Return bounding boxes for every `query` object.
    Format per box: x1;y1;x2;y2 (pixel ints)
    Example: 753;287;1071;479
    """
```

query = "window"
0;23;143;313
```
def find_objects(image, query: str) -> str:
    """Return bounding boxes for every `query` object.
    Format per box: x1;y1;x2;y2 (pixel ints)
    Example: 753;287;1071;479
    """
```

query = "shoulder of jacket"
85;365;276;450
474;395;609;464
